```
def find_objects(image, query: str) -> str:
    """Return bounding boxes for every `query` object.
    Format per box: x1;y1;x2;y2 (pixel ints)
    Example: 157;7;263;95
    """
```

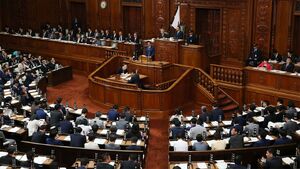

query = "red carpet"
47;73;168;169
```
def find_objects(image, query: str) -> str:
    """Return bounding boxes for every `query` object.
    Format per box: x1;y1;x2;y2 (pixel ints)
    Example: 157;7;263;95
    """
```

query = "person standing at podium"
145;41;155;60
187;30;197;44
174;26;184;39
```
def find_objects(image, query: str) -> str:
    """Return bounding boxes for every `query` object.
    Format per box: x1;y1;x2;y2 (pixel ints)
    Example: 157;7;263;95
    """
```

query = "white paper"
139;116;146;121
22;105;31;111
1;125;10;129
211;121;219;126
137;140;142;145
64;135;71;141
49;104;55;108
169;141;176;147
253;116;264;122
282;157;294;165
73;109;82;115
21;118;30;122
215;162;228;169
174;164;188;169
266;135;274;140
203;123;209;128
109;162;115;166
116;129;124;135
296;130;300;135
222;120;232;126
94;138;106;145
114;139;123;145
248;137;259;142
197;162;208;169
209;130;216;135
291;119;300;124
34;156;48;164
100;129;108;135
206;140;215;147
0;151;8;157
16;154;28;161
100;114;107;119
186;116;193;121
9;127;20;132
11;99;19;104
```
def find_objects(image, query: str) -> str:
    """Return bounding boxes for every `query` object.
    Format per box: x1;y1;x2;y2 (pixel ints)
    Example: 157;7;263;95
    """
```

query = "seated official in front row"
117;64;128;75
281;57;295;73
128;69;141;87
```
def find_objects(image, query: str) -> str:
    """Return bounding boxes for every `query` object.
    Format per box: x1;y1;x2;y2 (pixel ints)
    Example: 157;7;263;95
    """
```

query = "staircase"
217;89;239;114
193;68;240;115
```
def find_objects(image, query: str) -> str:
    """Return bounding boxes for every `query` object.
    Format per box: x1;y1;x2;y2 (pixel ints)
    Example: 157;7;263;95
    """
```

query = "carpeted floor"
47;72;168;169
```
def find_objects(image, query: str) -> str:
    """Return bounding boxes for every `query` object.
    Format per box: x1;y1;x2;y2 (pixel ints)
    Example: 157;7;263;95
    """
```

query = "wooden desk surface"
108;74;147;83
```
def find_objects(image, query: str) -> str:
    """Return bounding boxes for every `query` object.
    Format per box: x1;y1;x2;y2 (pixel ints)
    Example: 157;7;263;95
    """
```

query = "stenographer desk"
88;56;194;117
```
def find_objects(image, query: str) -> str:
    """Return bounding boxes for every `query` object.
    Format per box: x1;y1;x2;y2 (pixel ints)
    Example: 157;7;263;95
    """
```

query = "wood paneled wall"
0;0;298;67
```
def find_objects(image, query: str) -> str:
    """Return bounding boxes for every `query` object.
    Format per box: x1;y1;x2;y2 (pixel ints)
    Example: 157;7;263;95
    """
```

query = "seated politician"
128;69;141;87
145;41;155;60
159;28;169;38
117;64;128;75
281;57;295;73
269;49;282;62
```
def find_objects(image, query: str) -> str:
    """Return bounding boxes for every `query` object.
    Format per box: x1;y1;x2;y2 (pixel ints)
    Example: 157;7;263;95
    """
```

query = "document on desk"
174;164;188;169
116;129;125;135
215;162;228;169
114;139;123;145
100;129;108;135
16;154;28;161
137;140;142;146
253;116;264;122
197;162;208;169
222;120;232;126
64;135;71;141
282;157;295;165
9;127;20;133
211;121;219;127
139;116;146;121
34;156;48;164
0;152;8;158
94;138;106;145
266;135;274;140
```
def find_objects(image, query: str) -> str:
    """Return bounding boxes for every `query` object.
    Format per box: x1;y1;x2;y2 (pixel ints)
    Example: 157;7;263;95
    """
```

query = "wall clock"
100;0;107;9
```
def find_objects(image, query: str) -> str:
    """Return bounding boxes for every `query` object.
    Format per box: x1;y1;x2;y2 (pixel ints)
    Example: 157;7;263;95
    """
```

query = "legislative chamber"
0;0;300;169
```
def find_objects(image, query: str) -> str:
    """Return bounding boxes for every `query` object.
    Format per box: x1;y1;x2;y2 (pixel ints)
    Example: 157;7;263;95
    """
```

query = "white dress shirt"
173;139;188;151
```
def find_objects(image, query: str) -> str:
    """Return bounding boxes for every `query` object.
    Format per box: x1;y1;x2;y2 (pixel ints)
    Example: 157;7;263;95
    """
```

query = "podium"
154;38;184;63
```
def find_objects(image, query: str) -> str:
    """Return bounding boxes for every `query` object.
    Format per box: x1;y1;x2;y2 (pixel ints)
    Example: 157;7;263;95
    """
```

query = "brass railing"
105;49;127;59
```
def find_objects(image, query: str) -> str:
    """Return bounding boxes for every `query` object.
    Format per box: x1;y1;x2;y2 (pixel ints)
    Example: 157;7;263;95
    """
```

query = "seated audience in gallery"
170;119;185;139
247;43;262;67
173;133;188;151
252;130;271;147
269;49;282;62
273;129;292;145
211;128;226;150
281;57;295;73
192;134;208;151
257;58;272;70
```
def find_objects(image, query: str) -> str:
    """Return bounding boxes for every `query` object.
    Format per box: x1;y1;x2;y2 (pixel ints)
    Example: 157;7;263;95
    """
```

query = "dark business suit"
120;160;139;169
229;134;243;149
211;108;224;121
247;49;262;67
50;110;63;127
70;133;86;147
187;35;197;44
273;137;292;145
60;120;74;134
96;162;114;169
281;63;295;72
128;73;140;86
145;46;155;59
175;31;184;39
270;53;282;62
126;145;142;150
253;138;271;147
31;131;46;143
0;155;16;165
170;126;185;139
117;68;128;75
283;120;299;135
264;157;283;169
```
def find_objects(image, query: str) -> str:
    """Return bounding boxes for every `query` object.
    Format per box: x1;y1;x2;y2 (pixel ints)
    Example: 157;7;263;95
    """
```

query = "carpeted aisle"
46;72;168;169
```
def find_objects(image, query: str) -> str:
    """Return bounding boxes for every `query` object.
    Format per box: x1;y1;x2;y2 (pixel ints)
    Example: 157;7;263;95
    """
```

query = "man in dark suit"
128;69;141;87
159;28;169;38
174;26;184;39
282;113;299;135
145;41;155;60
0;146;17;165
187;30;197;44
105;134;121;150
31;125;47;143
104;30;111;39
270;49;282;62
70;127;86;147
132;32;140;44
253;130;270;147
120;154;140;169
117;64;128;75
126;137;142;150
59;115;74;134
273;129;292;145
49;104;64;127
211;103;224;121
247;43;262;67
107;105;119;121
199;106;212;122
118;31;125;42
229;127;243;149
281;57;295;72
96;153;114;169
262;148;283;169
170;119;185;139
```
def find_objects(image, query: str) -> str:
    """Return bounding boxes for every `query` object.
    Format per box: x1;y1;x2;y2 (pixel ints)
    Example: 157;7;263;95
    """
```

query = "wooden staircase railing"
105;49;127;59
193;68;219;101
210;64;244;85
